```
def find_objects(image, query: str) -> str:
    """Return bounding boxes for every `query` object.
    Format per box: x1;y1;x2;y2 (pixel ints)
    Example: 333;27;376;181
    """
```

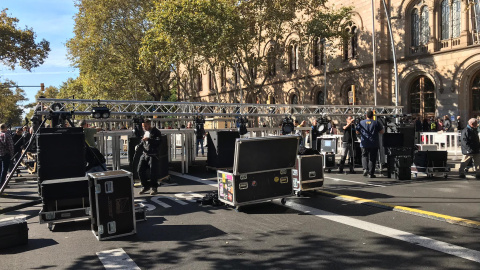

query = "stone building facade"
180;0;480;122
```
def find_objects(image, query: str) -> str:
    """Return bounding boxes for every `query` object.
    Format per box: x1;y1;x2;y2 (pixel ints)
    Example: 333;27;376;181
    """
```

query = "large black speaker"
397;127;416;148
207;131;240;169
37;128;86;182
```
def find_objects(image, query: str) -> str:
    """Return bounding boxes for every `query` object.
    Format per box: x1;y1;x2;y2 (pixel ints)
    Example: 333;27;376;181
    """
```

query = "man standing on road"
459;118;480;179
0;123;14;188
137;119;162;195
339;116;356;174
356;111;384;178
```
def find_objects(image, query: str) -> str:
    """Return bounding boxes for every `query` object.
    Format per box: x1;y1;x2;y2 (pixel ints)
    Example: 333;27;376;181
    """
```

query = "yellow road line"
318;190;480;229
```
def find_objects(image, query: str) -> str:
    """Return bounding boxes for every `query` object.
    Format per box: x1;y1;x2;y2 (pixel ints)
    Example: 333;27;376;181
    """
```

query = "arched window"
267;94;276;105
412;9;420;47
267;47;276;76
316;91;325;105
409;76;435;116
420;6;430;45
291;94;298;104
343;26;357;60
441;0;461;40
471;71;480;115
289;43;298;72
313;37;324;67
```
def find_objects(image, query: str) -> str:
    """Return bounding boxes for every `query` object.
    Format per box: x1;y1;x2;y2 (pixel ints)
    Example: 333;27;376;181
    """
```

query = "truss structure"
37;98;403;118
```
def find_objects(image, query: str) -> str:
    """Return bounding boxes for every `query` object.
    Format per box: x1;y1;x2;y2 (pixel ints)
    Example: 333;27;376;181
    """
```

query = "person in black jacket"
459;118;480;179
339;116;356;174
137;119;163;195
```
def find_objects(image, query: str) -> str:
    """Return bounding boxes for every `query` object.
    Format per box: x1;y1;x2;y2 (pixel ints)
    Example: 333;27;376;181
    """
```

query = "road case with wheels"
292;155;324;196
217;136;299;208
88;170;136;240
411;151;450;178
39;177;91;230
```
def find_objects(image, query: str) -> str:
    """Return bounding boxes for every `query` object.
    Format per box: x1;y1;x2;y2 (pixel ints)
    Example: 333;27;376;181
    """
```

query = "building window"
220;66;226;88
267;94;276;104
421;7;430;45
291;94;298;104
316;91;324;105
472;0;480;43
313;38;324;67
209;70;215;91
289;43;298;72
441;0;461;40
409;76;435;116
196;73;202;92
412;9;420;47
267;47;276;77
343;26;357;60
471;71;480;114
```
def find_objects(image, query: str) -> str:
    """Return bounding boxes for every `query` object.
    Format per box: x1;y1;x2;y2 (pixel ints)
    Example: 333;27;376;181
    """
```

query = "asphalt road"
2;163;480;269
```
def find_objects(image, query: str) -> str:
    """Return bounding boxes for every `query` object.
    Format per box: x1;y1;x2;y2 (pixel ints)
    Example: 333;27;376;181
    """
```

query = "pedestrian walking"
310;119;319;150
0;123;14;188
356;111;384;178
338;116;356;174
195;123;205;157
459;118;480;179
137;119;163;195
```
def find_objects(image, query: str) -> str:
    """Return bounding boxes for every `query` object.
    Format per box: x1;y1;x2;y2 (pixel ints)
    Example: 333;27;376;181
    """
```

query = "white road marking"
142;203;156;211
283;201;480;263
96;248;141;270
325;176;386;187
150;196;172;208
151;195;188;208
174;172;480;263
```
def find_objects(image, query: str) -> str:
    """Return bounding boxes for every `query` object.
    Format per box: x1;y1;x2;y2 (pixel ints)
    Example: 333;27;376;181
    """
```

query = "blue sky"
0;0;78;104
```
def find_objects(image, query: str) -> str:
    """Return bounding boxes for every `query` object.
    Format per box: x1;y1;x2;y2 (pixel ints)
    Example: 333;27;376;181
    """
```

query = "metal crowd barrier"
419;132;462;156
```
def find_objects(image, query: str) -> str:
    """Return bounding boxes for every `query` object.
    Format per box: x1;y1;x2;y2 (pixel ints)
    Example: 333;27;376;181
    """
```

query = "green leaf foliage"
0;9;50;71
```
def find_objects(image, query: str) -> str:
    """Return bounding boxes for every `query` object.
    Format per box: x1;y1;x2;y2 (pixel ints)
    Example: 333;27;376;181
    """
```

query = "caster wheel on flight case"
327;169;331;173
48;223;53;231
444;173;448;179
281;198;287;205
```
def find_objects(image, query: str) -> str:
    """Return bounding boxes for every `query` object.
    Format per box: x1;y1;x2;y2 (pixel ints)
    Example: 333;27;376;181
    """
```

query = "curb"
0;199;42;215
317;190;480;230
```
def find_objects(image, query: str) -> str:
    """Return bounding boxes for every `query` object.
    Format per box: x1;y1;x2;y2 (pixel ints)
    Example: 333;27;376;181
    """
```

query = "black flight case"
292;154;324;196
39;176;91;231
0;216;28;249
217;136;299;209
88;170;136;240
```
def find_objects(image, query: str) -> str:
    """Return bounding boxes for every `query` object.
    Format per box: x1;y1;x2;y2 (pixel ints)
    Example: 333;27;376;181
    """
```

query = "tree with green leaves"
142;0;242;102
0;9;50;71
0;80;27;126
67;0;174;101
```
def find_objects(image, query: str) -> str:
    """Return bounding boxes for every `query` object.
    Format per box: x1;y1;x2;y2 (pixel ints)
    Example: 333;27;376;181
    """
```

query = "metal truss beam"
38;98;403;118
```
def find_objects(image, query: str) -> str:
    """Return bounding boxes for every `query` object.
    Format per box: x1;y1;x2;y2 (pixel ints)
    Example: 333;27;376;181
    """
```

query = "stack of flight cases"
217;136;299;209
88;170;136;240
206;131;240;171
319;137;337;173
39;177;91;231
383;133;413;180
292;154;324;196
